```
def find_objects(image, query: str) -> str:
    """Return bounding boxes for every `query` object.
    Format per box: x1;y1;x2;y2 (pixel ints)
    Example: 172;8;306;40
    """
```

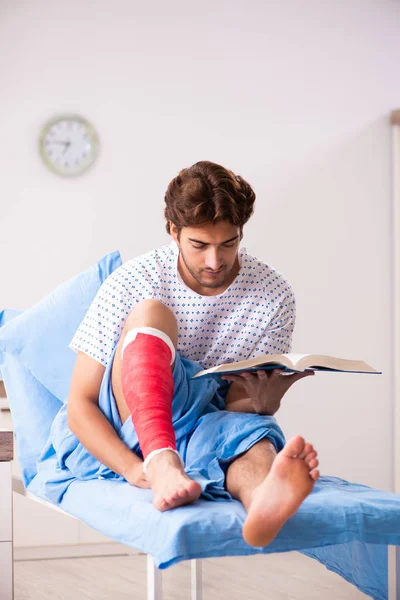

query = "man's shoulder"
123;243;175;272
240;248;290;283
241;251;295;306
101;243;175;289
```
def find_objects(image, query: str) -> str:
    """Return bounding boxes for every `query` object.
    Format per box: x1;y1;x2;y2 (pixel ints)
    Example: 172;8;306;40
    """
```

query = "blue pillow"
0;250;122;402
0;308;24;328
0;250;122;486
0;352;62;487
0;309;24;378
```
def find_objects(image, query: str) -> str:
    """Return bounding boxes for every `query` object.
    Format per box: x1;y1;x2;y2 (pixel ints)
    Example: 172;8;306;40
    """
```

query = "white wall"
1;0;399;491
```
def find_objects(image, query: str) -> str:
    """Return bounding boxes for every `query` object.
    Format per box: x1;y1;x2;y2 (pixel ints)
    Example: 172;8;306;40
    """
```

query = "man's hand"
222;369;315;415
124;461;151;489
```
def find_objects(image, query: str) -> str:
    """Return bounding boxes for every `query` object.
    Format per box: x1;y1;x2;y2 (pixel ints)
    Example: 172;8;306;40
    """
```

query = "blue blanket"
30;346;287;503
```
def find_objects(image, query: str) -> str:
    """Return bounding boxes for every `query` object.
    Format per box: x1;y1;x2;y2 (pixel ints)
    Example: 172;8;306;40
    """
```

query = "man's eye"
192;244;206;249
223;243;235;248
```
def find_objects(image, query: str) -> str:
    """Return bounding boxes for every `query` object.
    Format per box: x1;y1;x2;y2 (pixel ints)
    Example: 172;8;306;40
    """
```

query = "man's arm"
225;379;255;413
67;351;146;486
224;373;284;416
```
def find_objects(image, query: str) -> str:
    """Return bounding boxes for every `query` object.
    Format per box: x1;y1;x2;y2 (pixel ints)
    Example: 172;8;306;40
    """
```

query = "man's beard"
179;249;230;289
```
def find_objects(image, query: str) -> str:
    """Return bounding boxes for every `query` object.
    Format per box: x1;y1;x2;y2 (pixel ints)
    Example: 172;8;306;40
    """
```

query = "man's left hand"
222;369;315;415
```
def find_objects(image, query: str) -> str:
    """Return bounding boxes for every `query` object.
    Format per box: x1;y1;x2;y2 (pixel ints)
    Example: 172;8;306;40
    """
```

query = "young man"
67;161;318;547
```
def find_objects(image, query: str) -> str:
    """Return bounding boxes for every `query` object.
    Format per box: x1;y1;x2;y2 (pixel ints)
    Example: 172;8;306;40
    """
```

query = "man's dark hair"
164;161;256;235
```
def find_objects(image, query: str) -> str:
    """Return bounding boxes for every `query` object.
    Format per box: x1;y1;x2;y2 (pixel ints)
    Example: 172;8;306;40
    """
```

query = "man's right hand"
124;461;151;489
223;369;315;415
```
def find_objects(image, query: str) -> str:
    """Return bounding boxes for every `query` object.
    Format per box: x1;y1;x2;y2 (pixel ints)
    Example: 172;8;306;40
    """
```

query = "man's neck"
177;254;241;297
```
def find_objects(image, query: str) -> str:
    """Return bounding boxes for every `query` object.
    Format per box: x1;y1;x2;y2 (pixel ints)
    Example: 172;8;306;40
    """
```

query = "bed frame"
0;430;399;600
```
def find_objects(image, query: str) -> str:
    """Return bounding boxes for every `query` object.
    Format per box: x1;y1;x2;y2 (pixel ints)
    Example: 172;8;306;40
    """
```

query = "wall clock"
39;115;99;177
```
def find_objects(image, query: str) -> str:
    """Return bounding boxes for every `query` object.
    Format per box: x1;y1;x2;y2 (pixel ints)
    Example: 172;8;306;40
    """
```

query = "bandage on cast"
121;326;183;473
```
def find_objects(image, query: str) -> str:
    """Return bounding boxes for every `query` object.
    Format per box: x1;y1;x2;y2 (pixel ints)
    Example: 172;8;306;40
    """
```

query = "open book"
192;353;382;379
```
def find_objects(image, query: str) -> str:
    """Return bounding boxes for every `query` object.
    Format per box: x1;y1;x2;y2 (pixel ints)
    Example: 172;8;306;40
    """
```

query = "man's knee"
122;300;178;347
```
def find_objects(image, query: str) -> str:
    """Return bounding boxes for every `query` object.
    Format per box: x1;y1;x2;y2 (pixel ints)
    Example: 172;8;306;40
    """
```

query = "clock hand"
63;141;71;155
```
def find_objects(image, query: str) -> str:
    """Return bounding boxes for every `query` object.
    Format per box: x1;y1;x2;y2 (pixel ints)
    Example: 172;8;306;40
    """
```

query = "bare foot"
242;435;320;547
145;450;202;511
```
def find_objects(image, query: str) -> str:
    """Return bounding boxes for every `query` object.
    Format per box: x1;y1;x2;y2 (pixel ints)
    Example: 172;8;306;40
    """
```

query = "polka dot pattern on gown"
69;242;296;368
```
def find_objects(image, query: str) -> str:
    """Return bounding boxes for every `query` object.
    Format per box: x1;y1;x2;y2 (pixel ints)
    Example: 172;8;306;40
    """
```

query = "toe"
165;493;177;505
308;458;319;470
281;435;305;459
157;498;170;511
178;487;189;499
304;451;317;464
299;443;314;459
310;469;320;481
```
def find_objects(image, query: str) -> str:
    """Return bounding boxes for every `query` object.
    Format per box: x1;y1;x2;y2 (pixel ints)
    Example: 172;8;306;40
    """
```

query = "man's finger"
272;369;283;376
291;371;316;382
240;371;257;380
256;370;268;379
221;374;241;382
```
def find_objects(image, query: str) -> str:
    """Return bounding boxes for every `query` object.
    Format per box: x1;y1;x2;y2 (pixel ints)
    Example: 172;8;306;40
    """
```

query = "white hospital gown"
69;242;296;369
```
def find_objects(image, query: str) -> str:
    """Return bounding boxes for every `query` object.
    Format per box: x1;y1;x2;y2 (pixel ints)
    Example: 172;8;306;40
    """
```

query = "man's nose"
204;249;222;271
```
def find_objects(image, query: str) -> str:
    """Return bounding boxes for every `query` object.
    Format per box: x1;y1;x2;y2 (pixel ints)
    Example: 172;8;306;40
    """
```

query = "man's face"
171;221;241;294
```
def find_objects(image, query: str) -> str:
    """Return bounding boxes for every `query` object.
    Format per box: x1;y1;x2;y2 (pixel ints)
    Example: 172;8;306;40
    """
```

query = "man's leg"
225;435;320;547
111;299;201;511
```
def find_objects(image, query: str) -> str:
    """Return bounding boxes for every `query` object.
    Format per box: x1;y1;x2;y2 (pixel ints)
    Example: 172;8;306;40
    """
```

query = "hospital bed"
1;427;400;600
0;244;400;600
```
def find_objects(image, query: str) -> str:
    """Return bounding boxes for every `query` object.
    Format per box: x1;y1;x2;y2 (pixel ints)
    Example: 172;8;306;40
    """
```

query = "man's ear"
169;222;179;244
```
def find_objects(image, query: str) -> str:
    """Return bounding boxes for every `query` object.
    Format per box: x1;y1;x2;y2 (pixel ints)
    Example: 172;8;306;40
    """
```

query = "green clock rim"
39;114;99;178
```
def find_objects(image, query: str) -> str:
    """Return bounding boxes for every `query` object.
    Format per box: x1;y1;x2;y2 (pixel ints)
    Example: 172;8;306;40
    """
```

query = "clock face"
39;115;99;177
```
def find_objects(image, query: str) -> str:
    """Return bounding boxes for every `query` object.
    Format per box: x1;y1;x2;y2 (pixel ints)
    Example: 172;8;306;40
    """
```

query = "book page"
194;353;292;377
285;353;311;366
193;353;379;378
297;354;378;373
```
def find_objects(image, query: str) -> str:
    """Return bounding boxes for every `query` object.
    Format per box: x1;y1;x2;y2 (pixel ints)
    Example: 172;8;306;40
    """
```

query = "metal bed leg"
0;432;14;600
389;546;400;600
191;559;202;600
0;462;13;600
147;554;162;600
